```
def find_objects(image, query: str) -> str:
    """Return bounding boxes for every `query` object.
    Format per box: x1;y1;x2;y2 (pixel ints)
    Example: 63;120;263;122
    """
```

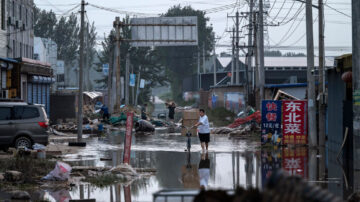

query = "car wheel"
15;137;32;149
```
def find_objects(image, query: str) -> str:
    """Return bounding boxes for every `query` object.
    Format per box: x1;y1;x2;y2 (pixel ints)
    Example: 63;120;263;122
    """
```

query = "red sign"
282;100;307;144
123;112;134;164
282;147;308;178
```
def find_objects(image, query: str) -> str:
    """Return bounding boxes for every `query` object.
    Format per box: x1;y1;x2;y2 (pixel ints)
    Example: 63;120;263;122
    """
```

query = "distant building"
6;0;34;59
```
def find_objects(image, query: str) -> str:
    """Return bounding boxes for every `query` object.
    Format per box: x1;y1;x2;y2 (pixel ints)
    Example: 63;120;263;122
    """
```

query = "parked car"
0;102;50;151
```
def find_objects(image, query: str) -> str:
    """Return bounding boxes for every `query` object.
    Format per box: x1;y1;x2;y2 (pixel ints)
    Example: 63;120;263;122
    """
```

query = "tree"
33;6;57;39
95;17;168;104
53;14;80;65
156;5;214;102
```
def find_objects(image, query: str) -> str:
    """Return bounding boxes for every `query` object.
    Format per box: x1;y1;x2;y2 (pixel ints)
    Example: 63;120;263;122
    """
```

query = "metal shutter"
27;83;32;103
37;84;41;104
32;83;37;104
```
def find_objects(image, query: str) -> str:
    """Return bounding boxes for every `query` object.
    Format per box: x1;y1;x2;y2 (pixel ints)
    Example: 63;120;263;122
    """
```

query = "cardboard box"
183;109;199;120
182;119;198;127
181;127;198;136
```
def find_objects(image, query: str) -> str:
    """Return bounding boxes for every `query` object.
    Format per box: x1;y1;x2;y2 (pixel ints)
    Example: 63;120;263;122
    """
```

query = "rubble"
10;190;31;200
5;170;22;182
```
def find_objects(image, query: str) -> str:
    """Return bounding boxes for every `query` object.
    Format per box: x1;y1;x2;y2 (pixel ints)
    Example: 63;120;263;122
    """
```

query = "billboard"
261;100;282;145
224;92;245;113
282;100;307;144
130;16;198;47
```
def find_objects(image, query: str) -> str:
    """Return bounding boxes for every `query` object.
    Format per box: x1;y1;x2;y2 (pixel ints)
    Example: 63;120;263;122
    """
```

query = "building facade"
7;0;34;59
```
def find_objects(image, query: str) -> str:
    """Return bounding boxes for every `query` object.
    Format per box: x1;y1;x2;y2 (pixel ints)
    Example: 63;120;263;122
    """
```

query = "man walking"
195;109;210;152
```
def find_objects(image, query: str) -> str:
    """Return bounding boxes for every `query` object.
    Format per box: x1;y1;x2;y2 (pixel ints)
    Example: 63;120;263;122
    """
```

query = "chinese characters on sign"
282;147;308;178
282;101;307;144
261;100;282;145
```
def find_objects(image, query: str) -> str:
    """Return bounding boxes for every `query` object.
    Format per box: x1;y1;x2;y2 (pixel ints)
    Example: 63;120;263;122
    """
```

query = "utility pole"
231;27;235;85
135;66;141;106
213;47;217;86
259;0;265;107
254;13;258;93
235;11;240;84
113;17;121;111
77;0;85;142
107;47;113;113
318;0;325;147
247;0;254;100
352;0;360;182
198;47;201;90
203;45;206;74
306;0;317;147
125;53;130;105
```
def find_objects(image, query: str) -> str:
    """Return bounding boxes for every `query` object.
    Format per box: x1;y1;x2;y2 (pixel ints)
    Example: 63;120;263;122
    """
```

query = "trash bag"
33;143;46;151
135;120;155;132
42;162;72;181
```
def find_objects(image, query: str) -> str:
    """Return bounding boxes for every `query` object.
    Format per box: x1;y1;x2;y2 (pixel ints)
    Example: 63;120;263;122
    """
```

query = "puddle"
4;130;355;201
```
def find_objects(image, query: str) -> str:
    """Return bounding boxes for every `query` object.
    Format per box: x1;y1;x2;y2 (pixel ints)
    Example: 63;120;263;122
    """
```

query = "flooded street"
56;130;261;201
36;129;353;202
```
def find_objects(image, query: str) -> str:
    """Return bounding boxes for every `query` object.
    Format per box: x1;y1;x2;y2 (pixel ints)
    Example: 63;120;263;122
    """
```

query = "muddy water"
42;130;352;202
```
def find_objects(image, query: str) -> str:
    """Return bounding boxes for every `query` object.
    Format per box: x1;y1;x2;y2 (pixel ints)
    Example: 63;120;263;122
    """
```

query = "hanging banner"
129;74;136;87
261;100;282;145
123;112;134;164
282;147;308;178
102;63;109;76
282;100;307;144
140;79;145;89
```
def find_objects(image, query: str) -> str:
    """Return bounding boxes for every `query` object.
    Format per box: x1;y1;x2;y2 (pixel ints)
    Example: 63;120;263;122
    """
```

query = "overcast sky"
34;0;352;56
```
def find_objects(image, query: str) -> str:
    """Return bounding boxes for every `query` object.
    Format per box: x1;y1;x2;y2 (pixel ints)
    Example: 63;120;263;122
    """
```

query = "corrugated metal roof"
83;91;103;99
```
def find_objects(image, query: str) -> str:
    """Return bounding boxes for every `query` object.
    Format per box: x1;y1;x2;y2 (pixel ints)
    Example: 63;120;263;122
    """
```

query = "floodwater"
22;129;356;201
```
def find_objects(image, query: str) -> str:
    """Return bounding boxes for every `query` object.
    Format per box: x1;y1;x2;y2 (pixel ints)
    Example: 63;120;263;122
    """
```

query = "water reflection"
42;131;355;201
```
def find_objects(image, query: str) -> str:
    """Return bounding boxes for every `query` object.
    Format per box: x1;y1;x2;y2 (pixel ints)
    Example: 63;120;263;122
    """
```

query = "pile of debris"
211;111;261;136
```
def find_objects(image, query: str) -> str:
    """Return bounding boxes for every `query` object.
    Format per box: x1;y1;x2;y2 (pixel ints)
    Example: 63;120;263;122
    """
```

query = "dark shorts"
199;133;210;143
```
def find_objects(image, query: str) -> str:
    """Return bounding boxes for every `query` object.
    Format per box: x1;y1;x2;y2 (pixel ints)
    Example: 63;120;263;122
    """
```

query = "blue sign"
261;100;282;145
102;64;109;76
129;74;136;87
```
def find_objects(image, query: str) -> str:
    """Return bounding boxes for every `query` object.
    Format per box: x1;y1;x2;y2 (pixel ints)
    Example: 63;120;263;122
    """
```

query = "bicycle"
182;125;194;152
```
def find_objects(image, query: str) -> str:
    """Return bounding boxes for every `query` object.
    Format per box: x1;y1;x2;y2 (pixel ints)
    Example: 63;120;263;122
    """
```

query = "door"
0;107;15;146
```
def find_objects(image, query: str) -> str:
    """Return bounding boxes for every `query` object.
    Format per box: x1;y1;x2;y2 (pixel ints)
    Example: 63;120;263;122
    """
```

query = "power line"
324;3;351;18
87;3;159;17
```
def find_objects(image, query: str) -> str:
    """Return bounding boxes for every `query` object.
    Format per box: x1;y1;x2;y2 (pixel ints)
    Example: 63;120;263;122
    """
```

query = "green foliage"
264;50;282;57
33;6;57;39
54;14;80;65
156;5;214;102
284;52;306;57
95;17;169;104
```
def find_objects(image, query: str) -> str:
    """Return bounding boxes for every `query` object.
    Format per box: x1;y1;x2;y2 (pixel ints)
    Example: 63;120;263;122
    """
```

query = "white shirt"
198;115;210;134
199;168;210;187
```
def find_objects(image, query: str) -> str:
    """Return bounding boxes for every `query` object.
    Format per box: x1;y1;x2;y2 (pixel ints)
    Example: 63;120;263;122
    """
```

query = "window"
12;40;15;58
19;5;21;19
12;1;14;17
1;0;5;30
19;42;22;57
25;8;27;26
0;107;11;120
14;106;39;119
